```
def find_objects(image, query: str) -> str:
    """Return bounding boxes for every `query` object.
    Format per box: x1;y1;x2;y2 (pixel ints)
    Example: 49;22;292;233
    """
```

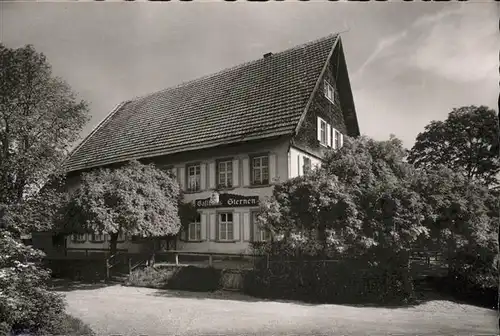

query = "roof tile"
64;34;339;172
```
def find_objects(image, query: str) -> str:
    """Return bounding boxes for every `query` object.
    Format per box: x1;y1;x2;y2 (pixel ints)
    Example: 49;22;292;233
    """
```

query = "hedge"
125;265;222;292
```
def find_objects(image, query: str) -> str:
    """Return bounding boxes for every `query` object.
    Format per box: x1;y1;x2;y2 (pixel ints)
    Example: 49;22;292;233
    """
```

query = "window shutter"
327;124;332;147
208;162;216;189
269;153;277;182
200;163;207;190
200;213;207;241
242;157;250;186
317;117;322;141
297;155;302;176
233;213;240;241
232;159;239;187
340;132;344;148
242;212;251;242
209;213;217;241
178;167;185;191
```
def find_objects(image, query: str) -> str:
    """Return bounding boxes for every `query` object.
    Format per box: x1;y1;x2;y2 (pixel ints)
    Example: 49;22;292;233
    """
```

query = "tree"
0;44;89;334
0;44;89;206
408;106;499;186
258;136;431;260
413;165;499;289
64;161;181;255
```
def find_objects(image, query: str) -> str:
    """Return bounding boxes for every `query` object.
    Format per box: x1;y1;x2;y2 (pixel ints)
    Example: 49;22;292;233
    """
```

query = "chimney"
263;52;273;59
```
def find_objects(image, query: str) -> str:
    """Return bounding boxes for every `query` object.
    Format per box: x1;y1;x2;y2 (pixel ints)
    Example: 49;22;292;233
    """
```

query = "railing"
154;250;261;268
65;247;128;258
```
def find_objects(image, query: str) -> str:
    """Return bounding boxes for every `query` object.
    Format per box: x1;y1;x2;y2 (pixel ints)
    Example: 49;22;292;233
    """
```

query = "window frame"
216;159;233;189
319;118;328;146
217;211;234;241
250;154;270;186
303;156;312;175
324;80;335;103
72;233;87;243
188;213;202;241
186;163;202;192
251;211;270;242
90;233;105;243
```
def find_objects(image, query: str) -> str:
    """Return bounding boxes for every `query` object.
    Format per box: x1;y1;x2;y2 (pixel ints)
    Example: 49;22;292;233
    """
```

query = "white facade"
65;139;339;254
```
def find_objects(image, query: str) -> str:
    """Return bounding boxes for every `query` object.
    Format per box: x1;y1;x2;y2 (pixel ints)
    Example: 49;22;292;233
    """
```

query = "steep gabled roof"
64;34;341;173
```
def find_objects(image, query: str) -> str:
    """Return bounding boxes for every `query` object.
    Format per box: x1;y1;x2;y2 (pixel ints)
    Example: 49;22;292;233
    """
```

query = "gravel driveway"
61;285;497;336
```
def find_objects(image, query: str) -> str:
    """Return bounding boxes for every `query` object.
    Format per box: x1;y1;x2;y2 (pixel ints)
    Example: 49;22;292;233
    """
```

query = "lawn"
59;284;497;336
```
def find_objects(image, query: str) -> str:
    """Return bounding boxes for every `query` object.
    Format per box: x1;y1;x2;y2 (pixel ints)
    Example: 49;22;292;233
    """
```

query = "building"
59;33;360;256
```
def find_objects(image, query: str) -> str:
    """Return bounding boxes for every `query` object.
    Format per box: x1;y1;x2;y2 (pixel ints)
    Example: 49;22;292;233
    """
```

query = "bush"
243;257;415;305
0;232;68;335
44;259;106;282
53;313;95;336
126;265;222;292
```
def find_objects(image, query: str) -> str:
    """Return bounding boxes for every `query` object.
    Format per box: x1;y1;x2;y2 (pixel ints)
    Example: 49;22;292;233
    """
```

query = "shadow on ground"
49;278;114;292
148;284;497;311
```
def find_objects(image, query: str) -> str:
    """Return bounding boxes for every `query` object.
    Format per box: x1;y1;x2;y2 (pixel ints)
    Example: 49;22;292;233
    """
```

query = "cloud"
410;4;499;83
353;30;409;78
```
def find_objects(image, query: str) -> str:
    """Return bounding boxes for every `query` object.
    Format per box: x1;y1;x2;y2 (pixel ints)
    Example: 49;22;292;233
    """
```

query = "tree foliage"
0;231;66;335
63;161;181;254
258;136;430;260
408;105;499;186
0;43;89;205
0;44;89;335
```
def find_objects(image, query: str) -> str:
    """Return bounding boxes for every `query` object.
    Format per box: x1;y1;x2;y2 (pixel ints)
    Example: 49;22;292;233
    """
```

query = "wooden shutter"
340;132;344;148
209;213;217;241
327;124;332;148
297;154;302;177
242;212;251;242
242;157;250;186
269;153;277;183
170;167;177;177
208;162;216;189
232;213;240;241
200;163;207;190
200;213;207;241
178;166;185;191
232;159;239;187
317;117;322;141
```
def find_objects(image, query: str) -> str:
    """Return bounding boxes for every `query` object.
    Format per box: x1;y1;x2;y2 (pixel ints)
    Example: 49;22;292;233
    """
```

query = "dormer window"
324;80;334;103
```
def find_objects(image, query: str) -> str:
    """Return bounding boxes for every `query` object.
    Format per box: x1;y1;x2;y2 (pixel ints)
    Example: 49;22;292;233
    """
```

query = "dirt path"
61;285;497;336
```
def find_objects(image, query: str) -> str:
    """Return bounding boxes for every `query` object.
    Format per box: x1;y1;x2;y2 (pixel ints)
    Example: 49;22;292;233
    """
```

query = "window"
72;233;86;243
324;80;334;103
90;233;105;242
319;118;328;146
334;129;343;149
252;212;270;242
106;232;125;242
218;212;233;241
187;164;201;192
303;157;312;174
188;213;202;241
251;155;269;185
217;160;233;188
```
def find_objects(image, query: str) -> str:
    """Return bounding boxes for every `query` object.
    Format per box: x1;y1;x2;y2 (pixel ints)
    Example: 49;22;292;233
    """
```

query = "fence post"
175;253;179;265
128;257;132;275
208;254;213;267
106;258;110;280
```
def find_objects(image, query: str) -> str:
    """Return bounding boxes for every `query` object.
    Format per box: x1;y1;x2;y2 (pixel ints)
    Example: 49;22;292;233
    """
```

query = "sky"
1;1;498;150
